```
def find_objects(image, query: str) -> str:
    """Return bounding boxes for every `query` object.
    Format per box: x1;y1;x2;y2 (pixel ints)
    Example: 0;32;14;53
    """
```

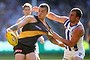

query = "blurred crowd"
0;0;90;44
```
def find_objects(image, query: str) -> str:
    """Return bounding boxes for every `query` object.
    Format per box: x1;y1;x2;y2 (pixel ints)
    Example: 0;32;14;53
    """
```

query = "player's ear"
76;17;79;21
22;10;24;13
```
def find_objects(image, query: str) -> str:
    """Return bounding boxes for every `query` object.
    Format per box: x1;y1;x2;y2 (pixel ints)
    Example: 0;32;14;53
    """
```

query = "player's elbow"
47;12;55;20
67;42;75;47
69;44;75;47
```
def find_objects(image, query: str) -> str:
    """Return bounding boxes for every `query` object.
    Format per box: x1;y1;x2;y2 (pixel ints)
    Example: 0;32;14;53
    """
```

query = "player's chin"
38;15;41;18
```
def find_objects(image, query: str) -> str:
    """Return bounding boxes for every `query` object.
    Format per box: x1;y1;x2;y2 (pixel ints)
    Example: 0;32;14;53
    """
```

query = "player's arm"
46;12;69;24
13;18;23;36
52;26;84;47
32;6;68;24
16;18;22;24
47;32;65;47
7;16;33;32
49;37;65;47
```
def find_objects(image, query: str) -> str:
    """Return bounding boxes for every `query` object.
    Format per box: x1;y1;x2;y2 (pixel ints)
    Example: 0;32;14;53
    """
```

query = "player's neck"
70;20;79;26
39;18;46;26
40;19;45;23
24;14;31;16
39;18;45;22
70;22;78;26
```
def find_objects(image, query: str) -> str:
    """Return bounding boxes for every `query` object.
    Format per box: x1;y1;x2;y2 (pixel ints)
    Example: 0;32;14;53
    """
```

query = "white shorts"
35;43;39;54
62;49;85;60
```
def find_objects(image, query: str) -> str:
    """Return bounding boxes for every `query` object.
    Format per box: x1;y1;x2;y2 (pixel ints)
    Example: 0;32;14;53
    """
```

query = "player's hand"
58;43;66;47
39;37;44;44
5;28;12;37
32;6;39;12
6;28;12;32
47;32;56;42
40;39;44;44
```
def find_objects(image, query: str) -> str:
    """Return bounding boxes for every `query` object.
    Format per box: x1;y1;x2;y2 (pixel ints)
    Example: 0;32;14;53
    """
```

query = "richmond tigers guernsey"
17;15;48;47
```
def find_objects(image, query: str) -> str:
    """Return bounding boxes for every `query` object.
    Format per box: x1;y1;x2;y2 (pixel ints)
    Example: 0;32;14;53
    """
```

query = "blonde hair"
39;3;50;13
22;3;32;9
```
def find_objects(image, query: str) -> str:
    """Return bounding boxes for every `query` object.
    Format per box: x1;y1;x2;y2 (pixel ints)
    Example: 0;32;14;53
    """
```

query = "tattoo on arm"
10;24;18;31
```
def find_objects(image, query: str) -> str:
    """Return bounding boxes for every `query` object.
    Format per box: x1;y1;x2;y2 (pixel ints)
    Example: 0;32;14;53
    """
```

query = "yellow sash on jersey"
19;31;47;39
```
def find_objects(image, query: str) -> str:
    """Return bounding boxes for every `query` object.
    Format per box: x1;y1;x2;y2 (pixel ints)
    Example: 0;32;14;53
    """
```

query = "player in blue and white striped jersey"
47;8;85;60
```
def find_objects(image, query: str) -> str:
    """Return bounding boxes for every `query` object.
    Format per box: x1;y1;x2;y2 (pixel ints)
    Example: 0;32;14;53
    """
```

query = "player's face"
23;7;31;16
69;11;78;23
38;7;48;20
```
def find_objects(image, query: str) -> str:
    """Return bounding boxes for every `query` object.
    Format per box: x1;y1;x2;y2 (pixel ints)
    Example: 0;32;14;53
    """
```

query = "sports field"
0;53;90;60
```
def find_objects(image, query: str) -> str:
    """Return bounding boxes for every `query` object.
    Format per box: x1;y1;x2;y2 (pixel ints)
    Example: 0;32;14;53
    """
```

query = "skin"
7;5;59;60
47;11;84;47
47;10;84;60
32;6;66;47
11;7;48;31
23;7;31;16
15;6;39;60
7;6;41;60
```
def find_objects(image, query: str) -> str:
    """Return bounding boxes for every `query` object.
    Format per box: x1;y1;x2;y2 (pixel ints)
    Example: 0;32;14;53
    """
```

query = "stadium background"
0;0;90;60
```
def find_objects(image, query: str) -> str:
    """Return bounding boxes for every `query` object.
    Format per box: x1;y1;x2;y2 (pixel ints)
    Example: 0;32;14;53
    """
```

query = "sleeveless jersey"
22;16;48;32
64;19;85;51
18;15;48;47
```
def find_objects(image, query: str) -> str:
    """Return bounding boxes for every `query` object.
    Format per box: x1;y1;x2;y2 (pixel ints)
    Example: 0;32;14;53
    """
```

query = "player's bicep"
47;12;68;23
71;26;84;46
17;17;30;29
16;19;21;23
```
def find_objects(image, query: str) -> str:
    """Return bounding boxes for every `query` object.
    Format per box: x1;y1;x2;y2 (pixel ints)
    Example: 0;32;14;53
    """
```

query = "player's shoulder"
25;15;34;18
25;15;38;22
18;16;25;20
74;24;84;35
24;15;36;21
76;22;84;31
17;16;25;23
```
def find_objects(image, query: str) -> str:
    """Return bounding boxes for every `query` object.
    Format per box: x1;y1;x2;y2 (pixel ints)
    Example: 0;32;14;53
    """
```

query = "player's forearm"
48;36;65;47
46;12;58;21
49;38;58;45
53;32;74;47
46;12;68;23
56;36;75;47
9;24;19;31
9;17;30;31
49;38;65;47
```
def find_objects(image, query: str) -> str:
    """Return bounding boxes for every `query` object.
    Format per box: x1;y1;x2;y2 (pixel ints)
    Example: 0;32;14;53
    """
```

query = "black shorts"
13;42;36;55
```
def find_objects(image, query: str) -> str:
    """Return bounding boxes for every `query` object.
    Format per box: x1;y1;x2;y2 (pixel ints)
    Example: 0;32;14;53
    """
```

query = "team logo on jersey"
35;25;42;30
79;52;82;56
15;49;22;53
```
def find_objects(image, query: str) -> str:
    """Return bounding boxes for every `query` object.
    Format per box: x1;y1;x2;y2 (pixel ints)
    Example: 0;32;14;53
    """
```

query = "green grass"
0;53;90;60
